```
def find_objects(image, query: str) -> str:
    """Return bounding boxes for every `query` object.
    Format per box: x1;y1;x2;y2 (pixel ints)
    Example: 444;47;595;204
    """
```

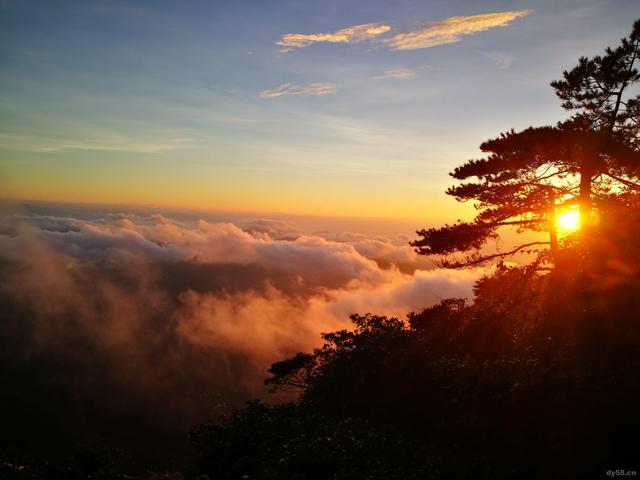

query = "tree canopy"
412;21;640;268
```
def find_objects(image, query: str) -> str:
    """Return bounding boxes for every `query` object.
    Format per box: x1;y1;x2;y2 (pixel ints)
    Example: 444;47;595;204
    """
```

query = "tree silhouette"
412;21;640;268
551;19;640;217
411;126;571;267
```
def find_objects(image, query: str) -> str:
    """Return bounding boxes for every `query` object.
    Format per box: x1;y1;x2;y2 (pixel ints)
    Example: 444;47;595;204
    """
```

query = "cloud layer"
0;131;195;154
0;210;486;461
259;82;337;98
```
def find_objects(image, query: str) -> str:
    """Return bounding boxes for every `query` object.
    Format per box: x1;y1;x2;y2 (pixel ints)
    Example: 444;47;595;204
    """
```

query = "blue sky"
1;0;638;218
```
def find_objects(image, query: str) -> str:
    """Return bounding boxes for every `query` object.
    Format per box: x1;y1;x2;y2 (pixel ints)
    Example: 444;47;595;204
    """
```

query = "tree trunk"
579;159;594;262
549;191;559;265
579;164;593;221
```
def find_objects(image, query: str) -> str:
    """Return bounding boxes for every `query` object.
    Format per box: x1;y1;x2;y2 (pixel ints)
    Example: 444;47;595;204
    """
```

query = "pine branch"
438;241;551;269
604;172;640;190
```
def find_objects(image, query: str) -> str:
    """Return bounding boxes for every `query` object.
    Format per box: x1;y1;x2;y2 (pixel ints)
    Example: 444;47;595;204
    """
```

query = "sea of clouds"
0;205;486;459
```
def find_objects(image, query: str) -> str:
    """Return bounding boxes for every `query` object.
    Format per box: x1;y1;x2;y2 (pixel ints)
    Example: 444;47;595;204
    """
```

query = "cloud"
0;211;487;459
21;214;388;288
387;10;531;51
259;82;337;98
273;11;530;55
308;267;484;320
371;68;417;80
242;218;300;240
276;22;391;52
266;11;530;94
484;51;513;69
0;132;195;154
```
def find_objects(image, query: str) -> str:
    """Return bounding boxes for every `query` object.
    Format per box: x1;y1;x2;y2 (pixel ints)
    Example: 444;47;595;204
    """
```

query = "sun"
557;210;580;231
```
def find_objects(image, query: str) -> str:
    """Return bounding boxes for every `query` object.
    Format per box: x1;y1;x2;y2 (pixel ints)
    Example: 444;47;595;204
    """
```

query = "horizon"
2;0;638;219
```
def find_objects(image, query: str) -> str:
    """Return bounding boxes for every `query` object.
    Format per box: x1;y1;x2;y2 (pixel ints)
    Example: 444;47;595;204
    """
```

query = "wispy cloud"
276;23;391;52
387;10;531;51
275;11;530;54
0;132;196;154
259;83;337;99
371;68;417;80
484;51;513;69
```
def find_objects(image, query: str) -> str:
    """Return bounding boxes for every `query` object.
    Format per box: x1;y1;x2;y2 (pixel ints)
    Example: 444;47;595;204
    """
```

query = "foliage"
190;401;437;480
413;20;640;268
551;19;640;140
0;446;127;480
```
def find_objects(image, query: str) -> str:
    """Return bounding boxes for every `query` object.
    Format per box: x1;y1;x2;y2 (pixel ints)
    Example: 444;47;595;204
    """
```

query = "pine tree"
411;126;577;267
551;19;640;216
412;20;640;268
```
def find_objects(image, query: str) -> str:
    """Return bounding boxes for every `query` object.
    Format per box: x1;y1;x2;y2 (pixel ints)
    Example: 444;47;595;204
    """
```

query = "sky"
1;0;638;219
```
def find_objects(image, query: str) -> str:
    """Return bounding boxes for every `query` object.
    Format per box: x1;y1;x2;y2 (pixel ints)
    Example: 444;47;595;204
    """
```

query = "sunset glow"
2;2;640;477
1;2;633;219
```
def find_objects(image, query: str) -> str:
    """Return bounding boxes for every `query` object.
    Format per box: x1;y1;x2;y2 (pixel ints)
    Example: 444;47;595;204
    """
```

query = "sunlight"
557;210;580;232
